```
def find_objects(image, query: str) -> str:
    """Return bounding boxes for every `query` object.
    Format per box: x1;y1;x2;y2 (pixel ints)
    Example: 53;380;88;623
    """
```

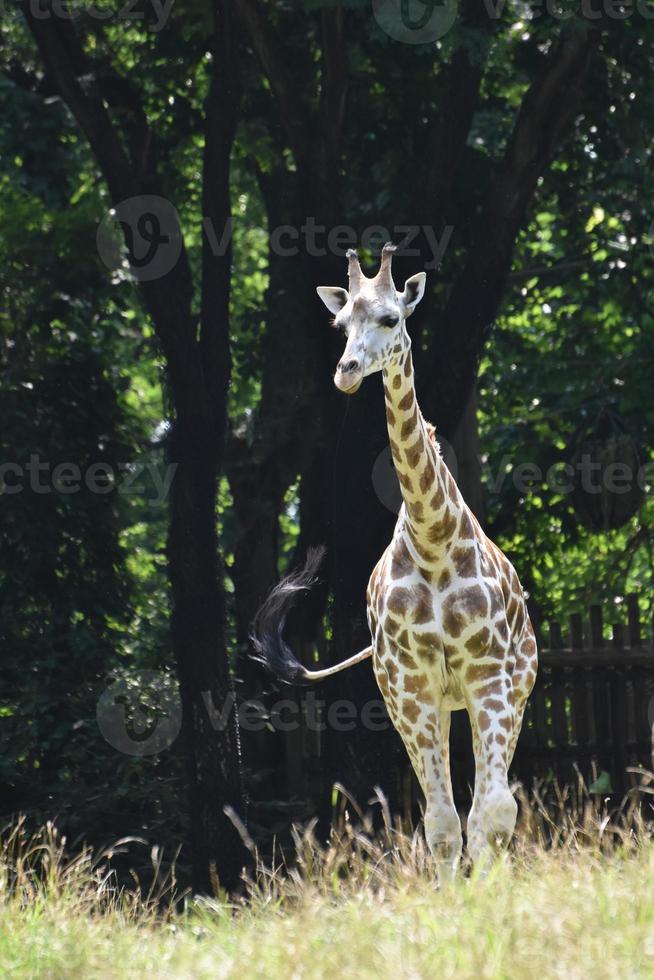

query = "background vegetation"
1;0;653;891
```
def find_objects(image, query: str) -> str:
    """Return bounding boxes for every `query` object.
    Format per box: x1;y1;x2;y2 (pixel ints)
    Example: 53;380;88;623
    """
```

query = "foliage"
1;0;654;875
1;793;654;979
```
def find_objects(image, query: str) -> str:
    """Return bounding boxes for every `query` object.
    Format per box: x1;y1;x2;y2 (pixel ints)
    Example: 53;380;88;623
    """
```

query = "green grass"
3;790;654;979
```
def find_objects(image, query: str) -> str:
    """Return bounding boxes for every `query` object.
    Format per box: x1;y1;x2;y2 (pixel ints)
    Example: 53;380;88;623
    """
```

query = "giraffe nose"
338;358;360;374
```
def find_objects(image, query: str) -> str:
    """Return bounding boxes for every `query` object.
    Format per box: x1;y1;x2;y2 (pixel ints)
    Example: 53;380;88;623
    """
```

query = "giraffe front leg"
465;677;518;870
374;655;461;881
421;709;463;882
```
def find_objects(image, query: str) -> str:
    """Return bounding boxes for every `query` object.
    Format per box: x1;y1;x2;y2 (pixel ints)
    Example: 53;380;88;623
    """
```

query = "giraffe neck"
383;345;465;563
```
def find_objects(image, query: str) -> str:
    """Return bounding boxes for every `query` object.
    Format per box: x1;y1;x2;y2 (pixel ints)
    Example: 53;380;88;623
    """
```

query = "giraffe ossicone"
252;243;538;878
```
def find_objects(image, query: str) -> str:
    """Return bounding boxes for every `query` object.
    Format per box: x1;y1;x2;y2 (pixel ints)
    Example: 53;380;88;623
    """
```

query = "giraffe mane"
425;421;442;455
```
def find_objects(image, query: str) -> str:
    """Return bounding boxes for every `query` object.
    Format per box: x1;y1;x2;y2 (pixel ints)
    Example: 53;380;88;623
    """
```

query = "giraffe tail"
250;546;372;684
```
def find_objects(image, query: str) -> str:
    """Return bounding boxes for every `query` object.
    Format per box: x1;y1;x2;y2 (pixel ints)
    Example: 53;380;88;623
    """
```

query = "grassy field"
2;794;654;980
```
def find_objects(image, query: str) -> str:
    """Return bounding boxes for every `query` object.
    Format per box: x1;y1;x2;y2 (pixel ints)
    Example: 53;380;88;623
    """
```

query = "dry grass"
2;778;654;979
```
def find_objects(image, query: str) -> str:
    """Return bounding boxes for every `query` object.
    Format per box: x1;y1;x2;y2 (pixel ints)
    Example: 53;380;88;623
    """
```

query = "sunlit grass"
2;781;654;979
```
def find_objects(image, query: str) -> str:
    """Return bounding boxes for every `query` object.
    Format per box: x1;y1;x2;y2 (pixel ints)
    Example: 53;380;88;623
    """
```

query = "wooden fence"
447;595;654;805
284;596;654;813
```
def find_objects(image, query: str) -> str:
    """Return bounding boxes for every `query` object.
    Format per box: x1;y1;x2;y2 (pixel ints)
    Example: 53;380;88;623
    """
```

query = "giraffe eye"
379;314;399;329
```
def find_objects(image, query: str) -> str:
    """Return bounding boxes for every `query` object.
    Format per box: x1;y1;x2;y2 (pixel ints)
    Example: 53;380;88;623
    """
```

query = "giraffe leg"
421;709;463;881
506;620;538;767
374;656;461;880
465;676;518;869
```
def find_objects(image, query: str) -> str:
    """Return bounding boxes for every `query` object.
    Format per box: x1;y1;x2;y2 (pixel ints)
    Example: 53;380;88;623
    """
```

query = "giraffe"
252;243;538;877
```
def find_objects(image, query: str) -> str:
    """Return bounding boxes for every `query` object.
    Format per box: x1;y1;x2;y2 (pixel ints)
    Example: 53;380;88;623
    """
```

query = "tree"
8;0;248;892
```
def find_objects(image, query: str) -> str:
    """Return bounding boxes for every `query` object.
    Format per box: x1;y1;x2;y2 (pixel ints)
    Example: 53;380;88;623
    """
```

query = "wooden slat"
511;597;654;797
628;595;641;647
589;605;604;648
549;620;563;651
613;622;625;649
570;613;584;649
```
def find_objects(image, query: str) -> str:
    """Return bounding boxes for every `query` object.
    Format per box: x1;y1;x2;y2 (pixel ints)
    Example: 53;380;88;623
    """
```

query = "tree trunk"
168;416;248;894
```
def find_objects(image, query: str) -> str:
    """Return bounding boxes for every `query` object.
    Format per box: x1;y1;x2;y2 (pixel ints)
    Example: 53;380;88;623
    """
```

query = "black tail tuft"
250;546;326;685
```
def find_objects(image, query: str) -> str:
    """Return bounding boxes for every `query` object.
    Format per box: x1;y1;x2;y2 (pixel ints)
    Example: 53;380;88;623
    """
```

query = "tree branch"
230;0;309;172
414;0;495;217
20;2;134;202
19;2;203;419
200;0;238;439
423;25;599;435
319;6;348;180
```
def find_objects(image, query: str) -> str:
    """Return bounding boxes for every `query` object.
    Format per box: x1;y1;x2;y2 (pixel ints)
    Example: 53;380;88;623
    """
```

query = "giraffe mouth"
334;372;363;394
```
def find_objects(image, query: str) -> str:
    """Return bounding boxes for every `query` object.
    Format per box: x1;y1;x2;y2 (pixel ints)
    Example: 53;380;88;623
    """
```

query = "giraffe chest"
365;536;506;710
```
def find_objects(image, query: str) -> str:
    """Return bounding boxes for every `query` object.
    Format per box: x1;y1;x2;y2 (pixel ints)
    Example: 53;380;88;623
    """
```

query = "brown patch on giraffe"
406;526;437;563
499;715;512;731
478;678;503;697
411;584;434;625
513;603;527;637
376;672;390;698
412;500;425;522
399;650;418;670
416;731;432;749
392;374;402;390
496;619;509;643
458;512;476;539
430;483;445;511
415;632;440;650
451;545;477;578
396;629;410;649
488;585;504;619
386;660;398;686
403;353;413;378
400;407;418;440
389;437;401;458
445;473;459;500
387;587;411;618
418;468;433;496
464;661;499;684
386;407;396;427
385;617;401;638
495;732;506;745
482;698;505;713
398;469;414;493
404;673;428;694
442;585;489;638
427;508;458;544
465;627;490;655
438;567;451;592
477;710;491;732
522;636;537;657
404;441;422;469
402;700;420;723
398;389;414;412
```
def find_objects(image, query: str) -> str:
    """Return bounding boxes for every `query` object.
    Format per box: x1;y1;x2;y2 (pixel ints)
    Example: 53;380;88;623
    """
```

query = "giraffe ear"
316;286;349;315
400;272;426;316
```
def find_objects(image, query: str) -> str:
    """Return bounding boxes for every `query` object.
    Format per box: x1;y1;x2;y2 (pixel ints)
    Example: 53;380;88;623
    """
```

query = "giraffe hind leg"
465;666;518;869
506;618;538;767
421;709;463;881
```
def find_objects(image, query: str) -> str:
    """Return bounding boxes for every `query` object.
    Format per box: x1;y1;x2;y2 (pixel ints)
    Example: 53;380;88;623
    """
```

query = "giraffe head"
317;243;426;394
